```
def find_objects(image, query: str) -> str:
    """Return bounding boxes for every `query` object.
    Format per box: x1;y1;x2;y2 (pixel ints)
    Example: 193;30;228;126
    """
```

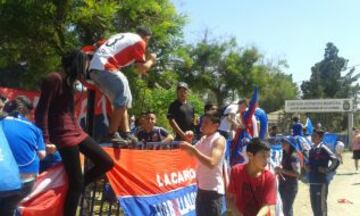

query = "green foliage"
175;34;299;113
301;42;360;99
130;77;203;130
300;42;360;131
0;0;185;89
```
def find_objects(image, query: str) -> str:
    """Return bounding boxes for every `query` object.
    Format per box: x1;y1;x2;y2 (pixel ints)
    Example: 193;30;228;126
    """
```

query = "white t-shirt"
218;104;238;132
89;33;146;71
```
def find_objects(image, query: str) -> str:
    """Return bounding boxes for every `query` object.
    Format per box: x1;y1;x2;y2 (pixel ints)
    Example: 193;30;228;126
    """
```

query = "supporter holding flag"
230;87;259;166
0;96;46;216
228;138;276;216
180;110;226;216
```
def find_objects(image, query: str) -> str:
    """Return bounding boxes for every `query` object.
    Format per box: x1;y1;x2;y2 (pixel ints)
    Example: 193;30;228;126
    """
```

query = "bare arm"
136;53;156;75
169;118;186;140
180;136;225;169
161;134;174;145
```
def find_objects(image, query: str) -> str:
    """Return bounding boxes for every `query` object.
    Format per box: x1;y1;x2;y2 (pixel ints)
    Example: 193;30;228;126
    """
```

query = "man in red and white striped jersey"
89;26;157;144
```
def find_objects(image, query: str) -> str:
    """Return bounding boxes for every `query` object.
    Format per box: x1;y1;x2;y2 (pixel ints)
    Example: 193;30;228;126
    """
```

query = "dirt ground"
294;151;360;216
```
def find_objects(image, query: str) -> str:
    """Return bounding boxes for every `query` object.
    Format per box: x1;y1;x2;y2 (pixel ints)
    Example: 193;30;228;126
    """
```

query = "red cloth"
19;164;68;216
228;164;276;216
35;72;88;148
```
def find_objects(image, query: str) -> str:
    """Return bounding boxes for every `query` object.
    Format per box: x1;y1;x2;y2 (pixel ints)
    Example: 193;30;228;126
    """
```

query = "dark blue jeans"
310;183;328;216
279;181;298;216
0;180;34;216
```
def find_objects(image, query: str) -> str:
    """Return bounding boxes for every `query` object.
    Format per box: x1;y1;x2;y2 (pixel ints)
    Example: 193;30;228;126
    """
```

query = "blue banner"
120;185;197;216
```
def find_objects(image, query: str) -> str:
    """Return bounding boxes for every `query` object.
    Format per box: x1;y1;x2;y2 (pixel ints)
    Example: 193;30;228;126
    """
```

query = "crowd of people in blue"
0;26;353;216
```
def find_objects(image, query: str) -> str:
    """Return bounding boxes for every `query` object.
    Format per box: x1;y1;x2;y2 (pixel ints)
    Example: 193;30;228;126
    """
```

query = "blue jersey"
291;122;303;136
2;115;45;174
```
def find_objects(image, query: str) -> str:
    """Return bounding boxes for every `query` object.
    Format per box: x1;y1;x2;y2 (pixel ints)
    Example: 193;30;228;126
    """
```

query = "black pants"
310;183;328;216
279;181;298;216
0;180;34;216
59;136;114;216
196;189;223;216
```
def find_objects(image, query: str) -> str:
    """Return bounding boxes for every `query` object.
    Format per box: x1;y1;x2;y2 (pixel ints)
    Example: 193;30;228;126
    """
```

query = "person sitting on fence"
35;50;114;216
88;26;157;145
0;96;47;216
136;111;174;149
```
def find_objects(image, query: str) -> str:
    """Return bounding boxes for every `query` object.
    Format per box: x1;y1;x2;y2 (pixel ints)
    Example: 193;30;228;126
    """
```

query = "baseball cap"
177;82;189;90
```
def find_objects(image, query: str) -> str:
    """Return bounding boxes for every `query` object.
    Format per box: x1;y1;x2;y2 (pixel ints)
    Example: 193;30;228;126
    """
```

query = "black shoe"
101;132;129;147
121;132;138;145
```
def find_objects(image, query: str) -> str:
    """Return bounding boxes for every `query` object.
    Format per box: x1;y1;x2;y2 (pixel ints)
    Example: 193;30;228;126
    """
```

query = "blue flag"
305;117;313;135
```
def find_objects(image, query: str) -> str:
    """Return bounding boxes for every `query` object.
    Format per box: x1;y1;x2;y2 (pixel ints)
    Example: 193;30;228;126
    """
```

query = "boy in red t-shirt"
228;138;276;216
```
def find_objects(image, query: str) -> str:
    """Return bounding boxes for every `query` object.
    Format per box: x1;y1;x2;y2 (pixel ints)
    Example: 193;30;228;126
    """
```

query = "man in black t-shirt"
136;111;173;149
167;82;195;141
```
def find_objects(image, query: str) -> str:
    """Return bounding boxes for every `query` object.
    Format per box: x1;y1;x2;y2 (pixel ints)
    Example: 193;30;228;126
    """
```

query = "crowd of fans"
0;25;354;216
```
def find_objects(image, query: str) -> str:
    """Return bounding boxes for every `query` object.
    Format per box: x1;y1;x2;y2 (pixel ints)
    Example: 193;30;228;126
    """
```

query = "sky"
171;0;360;86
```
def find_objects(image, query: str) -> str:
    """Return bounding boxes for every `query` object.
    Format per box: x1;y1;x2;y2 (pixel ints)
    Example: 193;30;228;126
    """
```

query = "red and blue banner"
17;164;68;216
103;148;198;216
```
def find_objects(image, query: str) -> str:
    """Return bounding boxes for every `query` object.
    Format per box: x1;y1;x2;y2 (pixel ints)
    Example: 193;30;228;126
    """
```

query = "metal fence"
77;142;183;216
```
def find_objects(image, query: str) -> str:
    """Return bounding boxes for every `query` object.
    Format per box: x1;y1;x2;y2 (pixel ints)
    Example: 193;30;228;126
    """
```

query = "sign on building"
285;99;353;113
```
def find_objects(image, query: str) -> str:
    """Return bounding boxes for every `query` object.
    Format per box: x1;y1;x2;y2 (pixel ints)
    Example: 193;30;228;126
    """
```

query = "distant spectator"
352;130;360;171
167;82;194;142
306;130;339;216
197;102;218;139
0;94;7;113
0;96;46;216
291;117;303;136
269;125;278;138
131;112;147;135
276;137;301;216
136;111;174;149
218;103;238;140
335;141;345;164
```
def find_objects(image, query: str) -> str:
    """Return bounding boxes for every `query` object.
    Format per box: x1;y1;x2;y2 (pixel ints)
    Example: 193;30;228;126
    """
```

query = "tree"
258;61;299;112
0;0;185;89
175;36;261;106
174;34;299;112
300;42;360;131
301;42;353;99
